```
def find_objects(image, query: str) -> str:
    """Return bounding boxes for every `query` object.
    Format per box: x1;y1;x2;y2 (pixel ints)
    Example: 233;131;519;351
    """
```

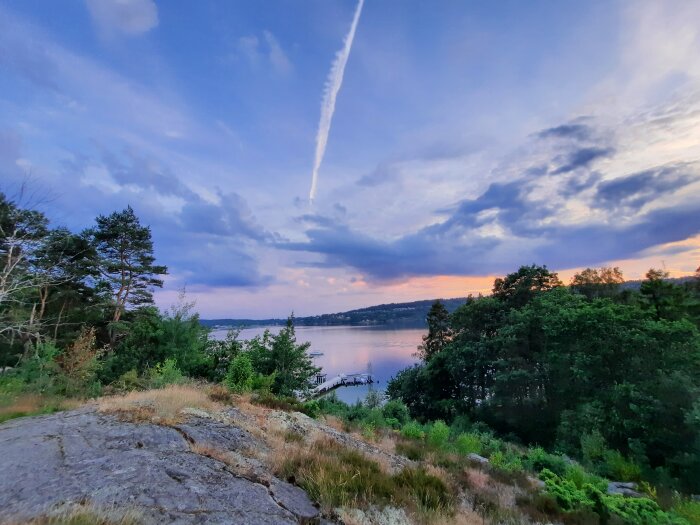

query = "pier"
310;372;374;396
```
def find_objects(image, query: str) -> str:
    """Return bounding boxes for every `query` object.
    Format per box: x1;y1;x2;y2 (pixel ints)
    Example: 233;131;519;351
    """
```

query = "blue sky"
1;0;699;317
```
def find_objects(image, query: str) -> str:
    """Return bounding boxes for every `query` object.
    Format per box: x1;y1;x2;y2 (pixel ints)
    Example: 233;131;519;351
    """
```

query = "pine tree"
418;300;452;361
86;207;167;323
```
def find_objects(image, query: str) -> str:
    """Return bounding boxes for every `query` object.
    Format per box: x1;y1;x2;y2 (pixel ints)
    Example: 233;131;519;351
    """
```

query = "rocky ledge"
0;407;321;524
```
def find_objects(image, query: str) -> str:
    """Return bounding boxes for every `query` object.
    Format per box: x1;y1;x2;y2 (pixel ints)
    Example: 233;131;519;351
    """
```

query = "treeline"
388;264;700;493
0;192;316;409
202;297;468;329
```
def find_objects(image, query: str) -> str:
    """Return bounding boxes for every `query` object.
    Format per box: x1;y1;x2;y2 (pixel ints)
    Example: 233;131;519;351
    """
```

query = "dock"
310;372;374;396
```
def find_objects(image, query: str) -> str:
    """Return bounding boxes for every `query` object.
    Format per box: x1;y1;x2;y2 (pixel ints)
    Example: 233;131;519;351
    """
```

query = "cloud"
282;110;700;280
235;31;292;74
595;163;696;212
551;147;614;174
85;0;158;37
538;122;593;141
263;31;292;74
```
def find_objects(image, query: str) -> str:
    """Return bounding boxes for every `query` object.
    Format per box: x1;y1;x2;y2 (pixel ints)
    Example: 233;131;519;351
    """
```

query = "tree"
86;207;166;324
492;264;562;308
571;266;625;300
639;268;689;321
417;300;452;361
246;315;320;396
0;193;49;341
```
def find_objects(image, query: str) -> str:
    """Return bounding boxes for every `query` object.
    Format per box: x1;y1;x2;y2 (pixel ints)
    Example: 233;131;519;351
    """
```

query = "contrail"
309;0;364;202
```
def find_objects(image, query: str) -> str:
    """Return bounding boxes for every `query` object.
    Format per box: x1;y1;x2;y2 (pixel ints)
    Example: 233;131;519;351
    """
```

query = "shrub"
490;449;523;474
224;353;253;393
148;358;185;389
564;464;607;491
250;372;275;393
382;399;410;425
539;468;689;525
455;432;482;456
363;390;383;409
401;421;425;440
427;420;450;449
672;499;700;524
580;430;607;466
114;370;145;392
385;417;401;429
525;446;569;476
302;400;321;418
602;449;642;482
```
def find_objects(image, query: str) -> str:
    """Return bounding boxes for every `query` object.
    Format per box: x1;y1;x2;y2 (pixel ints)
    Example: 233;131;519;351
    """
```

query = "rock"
607;481;643;498
527;475;546;490
468;453;490;465
0;407;321;524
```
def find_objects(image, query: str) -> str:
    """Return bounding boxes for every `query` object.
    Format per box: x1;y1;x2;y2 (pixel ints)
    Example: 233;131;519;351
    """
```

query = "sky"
1;0;700;318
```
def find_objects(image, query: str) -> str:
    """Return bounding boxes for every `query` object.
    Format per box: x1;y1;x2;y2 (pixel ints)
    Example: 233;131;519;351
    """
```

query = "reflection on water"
210;325;423;404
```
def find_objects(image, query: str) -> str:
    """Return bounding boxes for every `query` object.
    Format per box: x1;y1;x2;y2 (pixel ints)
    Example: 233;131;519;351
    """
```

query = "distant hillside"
201;276;697;329
201;297;468;329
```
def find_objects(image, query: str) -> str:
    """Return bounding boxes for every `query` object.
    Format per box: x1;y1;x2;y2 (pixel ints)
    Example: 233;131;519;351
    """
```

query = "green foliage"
672;499;700;524
455;432;482;455
489;449;523;474
382;399;410;425
602;449;643;482
525;447;569;476
363;389;383;409
302;399;321;418
427;420;450;449
539;469;690;525
148;358;185;389
224;353;253;393
401;420;425;440
388;265;700;492
417;300;452;361
244;317;320;396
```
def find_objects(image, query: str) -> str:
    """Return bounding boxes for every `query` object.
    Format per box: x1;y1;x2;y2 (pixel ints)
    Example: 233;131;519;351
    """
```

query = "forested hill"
201;297;468;329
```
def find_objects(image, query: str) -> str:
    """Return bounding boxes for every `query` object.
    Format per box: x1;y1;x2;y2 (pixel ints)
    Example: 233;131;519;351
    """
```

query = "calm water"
211;325;423;404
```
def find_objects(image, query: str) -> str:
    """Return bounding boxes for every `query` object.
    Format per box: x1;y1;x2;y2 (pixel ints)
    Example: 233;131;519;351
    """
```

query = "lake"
211;325;423;404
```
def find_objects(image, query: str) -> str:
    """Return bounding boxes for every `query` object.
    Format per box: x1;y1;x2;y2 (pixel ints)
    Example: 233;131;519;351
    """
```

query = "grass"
98;385;219;425
3;503;141;525
275;436;455;517
0;393;79;424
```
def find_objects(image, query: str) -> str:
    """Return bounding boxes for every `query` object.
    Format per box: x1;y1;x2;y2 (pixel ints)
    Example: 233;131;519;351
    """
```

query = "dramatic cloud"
286;113;700;280
85;0;158;37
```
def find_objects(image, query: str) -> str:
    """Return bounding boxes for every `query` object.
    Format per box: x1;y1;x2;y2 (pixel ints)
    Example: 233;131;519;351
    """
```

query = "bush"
539;469;690;525
427;420;450;449
385;417;401;429
382;399;410;425
490;449;524;474
455;432;482;456
250;372;275;393
672;499;700;524
401;420;425;440
602;449;642;482
564;464;607;491
302;400;321;418
148;358;185;389
224;353;253;393
525;446;569;476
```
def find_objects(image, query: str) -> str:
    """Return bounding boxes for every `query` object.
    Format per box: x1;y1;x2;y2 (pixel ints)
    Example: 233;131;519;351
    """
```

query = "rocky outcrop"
0;407;321;524
607;481;643;498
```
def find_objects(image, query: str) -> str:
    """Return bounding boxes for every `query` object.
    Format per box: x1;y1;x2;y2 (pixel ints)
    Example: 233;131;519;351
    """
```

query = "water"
210;325;423;404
